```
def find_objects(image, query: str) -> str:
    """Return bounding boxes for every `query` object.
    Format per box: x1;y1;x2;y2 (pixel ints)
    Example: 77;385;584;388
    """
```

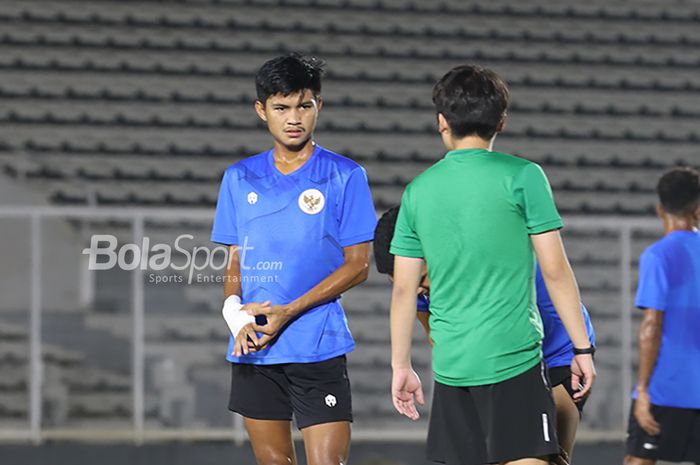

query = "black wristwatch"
573;346;596;355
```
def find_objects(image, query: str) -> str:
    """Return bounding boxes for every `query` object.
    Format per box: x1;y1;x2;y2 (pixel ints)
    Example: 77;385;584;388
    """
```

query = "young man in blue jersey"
211;53;377;465
624;167;700;465
374;206;596;464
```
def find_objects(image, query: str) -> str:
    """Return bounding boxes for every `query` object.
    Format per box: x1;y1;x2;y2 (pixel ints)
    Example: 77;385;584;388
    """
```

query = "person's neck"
273;139;315;174
449;135;494;151
662;214;698;235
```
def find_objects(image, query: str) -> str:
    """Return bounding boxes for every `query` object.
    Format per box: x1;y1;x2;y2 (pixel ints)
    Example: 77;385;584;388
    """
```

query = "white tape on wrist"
222;295;255;338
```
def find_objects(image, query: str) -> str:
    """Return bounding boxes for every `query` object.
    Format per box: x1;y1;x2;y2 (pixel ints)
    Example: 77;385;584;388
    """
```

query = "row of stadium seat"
1;162;660;198
2;111;698;143
3;33;700;70
4;86;700;120
18;0;699;23
3;10;700;48
40;190;655;216
3;57;699;95
2;139;695;170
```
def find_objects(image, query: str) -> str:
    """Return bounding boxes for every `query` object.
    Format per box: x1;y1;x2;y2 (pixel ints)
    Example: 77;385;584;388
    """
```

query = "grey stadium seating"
0;0;698;432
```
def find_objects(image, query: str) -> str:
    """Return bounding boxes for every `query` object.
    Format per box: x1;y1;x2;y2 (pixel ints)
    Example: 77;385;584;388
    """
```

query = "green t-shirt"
390;148;563;386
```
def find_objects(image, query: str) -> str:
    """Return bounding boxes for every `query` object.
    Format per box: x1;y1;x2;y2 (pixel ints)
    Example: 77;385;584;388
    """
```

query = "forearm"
224;245;242;299
637;311;662;391
287;259;369;317
391;286;418;368
532;231;590;348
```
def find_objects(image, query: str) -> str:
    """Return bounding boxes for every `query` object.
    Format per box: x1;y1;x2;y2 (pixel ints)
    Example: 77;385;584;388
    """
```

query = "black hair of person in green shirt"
388;65;596;465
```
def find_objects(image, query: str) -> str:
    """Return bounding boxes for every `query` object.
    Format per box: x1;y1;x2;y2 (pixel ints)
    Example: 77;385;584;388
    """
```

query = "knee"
624;455;655;465
306;453;348;465
255;452;295;465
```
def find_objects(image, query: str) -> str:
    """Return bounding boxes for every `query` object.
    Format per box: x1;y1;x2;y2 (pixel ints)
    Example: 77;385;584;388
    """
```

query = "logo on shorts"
643;442;659;450
324;394;337;408
247;192;258;205
298;189;324;215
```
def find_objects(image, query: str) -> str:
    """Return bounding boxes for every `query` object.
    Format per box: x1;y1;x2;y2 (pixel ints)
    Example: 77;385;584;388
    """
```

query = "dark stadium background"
1;0;699;464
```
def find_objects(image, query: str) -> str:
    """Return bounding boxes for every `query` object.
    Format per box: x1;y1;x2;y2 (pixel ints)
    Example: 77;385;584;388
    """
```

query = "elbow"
539;261;571;283
639;323;660;344
355;260;370;284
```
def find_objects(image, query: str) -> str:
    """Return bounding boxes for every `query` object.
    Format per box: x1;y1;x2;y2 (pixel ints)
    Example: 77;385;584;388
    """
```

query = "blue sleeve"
338;167;377;247
635;250;668;311
211;170;239;246
416;295;430;312
581;303;596;346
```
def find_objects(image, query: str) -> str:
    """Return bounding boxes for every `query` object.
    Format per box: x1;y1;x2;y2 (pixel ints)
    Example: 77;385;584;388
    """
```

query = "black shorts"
626;401;700;462
427;361;559;464
228;355;352;430
548;365;587;412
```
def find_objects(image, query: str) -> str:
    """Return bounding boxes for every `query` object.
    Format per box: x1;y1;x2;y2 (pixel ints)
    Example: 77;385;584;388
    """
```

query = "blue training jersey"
632;230;700;409
416;264;595;368
535;265;596;368
211;144;377;364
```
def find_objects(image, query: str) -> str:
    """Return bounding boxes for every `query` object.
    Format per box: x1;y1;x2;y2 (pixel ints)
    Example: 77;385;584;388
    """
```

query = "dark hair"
255;53;326;104
657;166;700;215
432;64;509;140
373;206;400;275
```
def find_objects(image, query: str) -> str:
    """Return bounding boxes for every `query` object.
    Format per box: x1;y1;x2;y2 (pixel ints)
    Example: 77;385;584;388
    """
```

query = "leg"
553;384;580;459
501;459;549;465
623;456;655;465
475;362;559;464
244;417;297;465
301;421;351;465
286;357;353;465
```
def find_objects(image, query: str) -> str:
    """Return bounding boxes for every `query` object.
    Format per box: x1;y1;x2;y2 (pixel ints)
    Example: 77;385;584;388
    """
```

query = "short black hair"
432;64;509;140
657;166;700;215
373;206;400;275
255;53;326;104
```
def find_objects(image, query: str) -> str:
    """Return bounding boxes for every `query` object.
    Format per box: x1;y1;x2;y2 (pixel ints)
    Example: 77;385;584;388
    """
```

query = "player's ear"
496;113;507;133
693;203;700;222
254;100;267;122
315;96;323;111
655;203;664;218
437;113;450;134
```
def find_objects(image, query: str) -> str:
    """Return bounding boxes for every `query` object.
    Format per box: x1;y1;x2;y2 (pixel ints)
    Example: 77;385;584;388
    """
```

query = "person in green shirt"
389;64;597;465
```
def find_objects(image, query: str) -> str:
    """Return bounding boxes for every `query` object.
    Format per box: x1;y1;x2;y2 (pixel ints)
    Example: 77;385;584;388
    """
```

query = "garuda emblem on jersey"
298;188;325;215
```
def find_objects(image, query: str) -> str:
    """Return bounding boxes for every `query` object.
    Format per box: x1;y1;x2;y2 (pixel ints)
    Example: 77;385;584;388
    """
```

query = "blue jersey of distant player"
535;265;595;368
417;265;595;368
417;294;430;312
211;144;377;364
632;230;700;409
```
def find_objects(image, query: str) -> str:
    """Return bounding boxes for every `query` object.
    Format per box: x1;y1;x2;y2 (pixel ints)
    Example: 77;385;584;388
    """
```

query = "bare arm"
224;245;242;299
637;309;663;391
223;245;268;356
391;256;423;368
390;255;425;420
634;308;663;435
531;229;596;398
252;242;371;346
531;230;589;347
287;242;371;316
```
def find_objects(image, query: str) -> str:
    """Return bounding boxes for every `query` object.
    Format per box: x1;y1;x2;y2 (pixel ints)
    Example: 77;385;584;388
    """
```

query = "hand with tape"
221;295;271;357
